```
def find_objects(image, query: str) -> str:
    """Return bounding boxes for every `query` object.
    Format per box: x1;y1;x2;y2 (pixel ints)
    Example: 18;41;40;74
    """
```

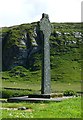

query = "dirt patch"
25;109;33;112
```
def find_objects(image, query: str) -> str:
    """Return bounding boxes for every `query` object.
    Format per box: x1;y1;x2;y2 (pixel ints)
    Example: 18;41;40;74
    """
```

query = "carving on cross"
40;13;51;37
39;13;51;94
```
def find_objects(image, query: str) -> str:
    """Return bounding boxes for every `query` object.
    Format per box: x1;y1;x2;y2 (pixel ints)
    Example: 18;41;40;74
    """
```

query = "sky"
0;0;82;27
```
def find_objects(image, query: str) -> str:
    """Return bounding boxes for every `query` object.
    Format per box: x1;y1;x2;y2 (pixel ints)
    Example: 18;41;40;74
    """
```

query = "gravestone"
39;13;51;94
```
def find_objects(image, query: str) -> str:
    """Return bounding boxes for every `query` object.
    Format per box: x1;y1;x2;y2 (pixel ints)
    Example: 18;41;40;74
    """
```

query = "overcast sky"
0;0;82;27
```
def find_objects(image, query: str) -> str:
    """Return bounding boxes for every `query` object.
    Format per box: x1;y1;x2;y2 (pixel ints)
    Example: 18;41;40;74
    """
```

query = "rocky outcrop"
2;23;42;70
2;23;82;71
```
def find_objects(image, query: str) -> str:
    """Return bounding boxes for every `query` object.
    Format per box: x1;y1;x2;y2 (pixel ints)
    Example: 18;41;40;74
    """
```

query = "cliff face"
2;22;82;82
2;23;42;70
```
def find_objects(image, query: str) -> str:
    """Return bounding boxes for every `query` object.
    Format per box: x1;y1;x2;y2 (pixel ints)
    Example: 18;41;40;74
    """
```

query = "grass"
2;76;81;98
51;81;81;92
1;22;82;119
2;80;81;92
1;97;81;118
1;79;81;99
2;80;41;91
2;64;81;94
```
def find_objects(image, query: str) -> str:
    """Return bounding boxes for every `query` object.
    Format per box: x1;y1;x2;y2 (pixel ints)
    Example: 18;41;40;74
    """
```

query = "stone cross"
39;13;51;94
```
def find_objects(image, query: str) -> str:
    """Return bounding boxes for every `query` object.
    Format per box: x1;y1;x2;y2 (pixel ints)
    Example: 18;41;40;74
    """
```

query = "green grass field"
1;79;81;99
1;22;82;119
1;97;81;118
2;80;81;92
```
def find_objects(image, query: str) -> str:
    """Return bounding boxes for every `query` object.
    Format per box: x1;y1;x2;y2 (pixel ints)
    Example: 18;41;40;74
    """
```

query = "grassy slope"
1;97;81;118
2;64;81;98
2;23;82;97
1;23;82;119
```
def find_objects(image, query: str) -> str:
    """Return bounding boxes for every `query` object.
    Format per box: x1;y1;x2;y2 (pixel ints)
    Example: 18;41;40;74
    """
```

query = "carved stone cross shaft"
39;13;51;94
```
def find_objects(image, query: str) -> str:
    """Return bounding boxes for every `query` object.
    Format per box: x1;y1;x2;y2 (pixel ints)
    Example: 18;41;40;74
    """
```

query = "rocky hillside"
2;22;82;82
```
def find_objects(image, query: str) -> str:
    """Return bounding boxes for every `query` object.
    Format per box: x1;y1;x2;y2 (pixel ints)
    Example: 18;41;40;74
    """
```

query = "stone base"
28;93;63;98
28;94;51;99
7;96;63;102
7;93;63;102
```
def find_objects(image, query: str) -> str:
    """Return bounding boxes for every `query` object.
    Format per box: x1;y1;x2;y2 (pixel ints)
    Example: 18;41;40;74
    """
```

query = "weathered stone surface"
7;95;74;103
7;96;62;102
28;94;51;99
39;13;52;94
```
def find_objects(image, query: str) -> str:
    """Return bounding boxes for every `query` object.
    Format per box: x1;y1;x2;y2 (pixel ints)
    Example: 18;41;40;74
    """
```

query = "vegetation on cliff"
2;22;82;83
